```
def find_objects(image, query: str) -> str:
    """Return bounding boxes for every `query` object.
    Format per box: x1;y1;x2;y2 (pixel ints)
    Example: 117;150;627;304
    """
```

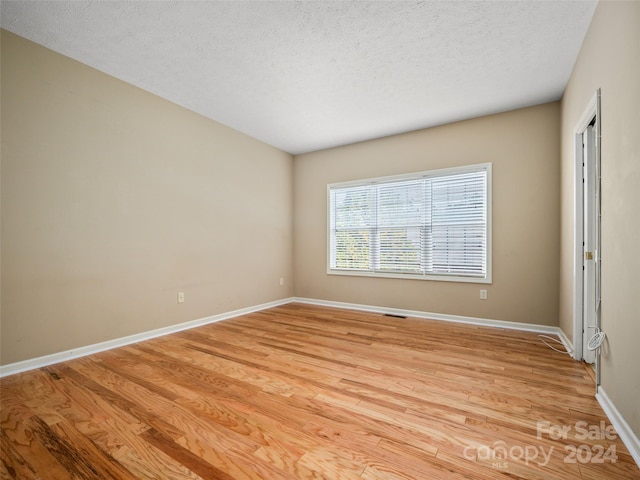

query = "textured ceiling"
1;1;597;155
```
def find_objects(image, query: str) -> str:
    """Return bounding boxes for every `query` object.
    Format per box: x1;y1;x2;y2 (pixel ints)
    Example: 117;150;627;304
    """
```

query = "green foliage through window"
329;164;490;281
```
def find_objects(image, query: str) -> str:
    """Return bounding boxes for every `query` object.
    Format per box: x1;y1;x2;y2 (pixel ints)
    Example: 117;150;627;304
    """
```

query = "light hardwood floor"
1;303;638;479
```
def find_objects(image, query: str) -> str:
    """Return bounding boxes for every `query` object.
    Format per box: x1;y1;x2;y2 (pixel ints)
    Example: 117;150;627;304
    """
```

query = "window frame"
327;163;492;284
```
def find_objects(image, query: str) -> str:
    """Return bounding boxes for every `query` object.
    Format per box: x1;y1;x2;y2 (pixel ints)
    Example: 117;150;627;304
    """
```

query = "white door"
582;123;599;364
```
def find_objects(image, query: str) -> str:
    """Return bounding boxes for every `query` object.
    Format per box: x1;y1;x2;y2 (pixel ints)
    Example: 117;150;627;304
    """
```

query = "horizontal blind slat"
329;165;488;278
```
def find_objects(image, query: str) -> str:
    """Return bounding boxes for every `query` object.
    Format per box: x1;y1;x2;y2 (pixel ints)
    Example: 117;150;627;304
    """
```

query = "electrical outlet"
480;289;488;300
279;277;284;286
177;292;185;304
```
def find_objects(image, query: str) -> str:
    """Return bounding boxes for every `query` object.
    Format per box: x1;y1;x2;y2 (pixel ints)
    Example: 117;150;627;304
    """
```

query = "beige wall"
294;103;561;326
0;30;294;365
560;2;640;437
3;0;638;454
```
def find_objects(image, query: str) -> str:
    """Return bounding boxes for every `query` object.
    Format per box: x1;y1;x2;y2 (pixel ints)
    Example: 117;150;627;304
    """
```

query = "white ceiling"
1;0;597;155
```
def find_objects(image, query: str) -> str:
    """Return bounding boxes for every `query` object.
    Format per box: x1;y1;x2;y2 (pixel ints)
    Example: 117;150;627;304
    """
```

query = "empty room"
1;1;639;479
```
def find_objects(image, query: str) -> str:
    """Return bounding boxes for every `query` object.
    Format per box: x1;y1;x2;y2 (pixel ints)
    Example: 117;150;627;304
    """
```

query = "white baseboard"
555;327;575;357
294;297;564;336
0;296;573;377
596;388;640;468
295;297;640;466
0;297;295;378
4;295;637;470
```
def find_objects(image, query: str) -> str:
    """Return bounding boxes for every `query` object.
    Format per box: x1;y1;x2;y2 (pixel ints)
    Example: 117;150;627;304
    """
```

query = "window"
328;163;491;283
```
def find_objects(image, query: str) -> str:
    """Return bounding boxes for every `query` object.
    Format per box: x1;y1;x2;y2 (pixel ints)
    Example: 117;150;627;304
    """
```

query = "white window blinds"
328;163;491;282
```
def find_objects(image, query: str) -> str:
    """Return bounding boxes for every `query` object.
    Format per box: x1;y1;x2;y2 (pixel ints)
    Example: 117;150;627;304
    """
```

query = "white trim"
12;294;638;466
573;129;585;361
556;327;574;357
325;269;492;284
9;294;638;469
327;162;492;190
575;92;599;133
596;388;640;468
573;89;601;363
0;296;574;378
327;162;492;285
294;297;563;336
0;297;295;378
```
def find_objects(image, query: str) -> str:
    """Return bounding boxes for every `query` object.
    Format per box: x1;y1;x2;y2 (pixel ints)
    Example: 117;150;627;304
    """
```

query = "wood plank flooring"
1;303;639;479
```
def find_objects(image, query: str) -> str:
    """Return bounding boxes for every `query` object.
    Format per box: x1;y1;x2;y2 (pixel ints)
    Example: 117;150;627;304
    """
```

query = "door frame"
572;89;601;377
